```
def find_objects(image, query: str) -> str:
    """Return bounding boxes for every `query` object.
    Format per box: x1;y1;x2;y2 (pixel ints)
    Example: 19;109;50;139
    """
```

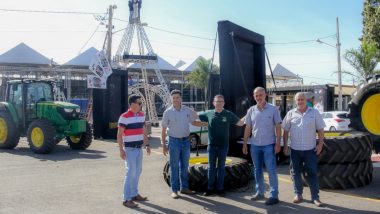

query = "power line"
0;8;103;15
266;34;336;45
78;23;103;54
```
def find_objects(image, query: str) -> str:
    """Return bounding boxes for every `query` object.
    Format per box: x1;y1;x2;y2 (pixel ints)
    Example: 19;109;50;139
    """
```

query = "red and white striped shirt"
118;109;145;147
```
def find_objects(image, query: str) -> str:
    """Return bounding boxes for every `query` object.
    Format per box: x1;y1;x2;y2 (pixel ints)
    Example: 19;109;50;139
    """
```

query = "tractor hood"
52;101;80;109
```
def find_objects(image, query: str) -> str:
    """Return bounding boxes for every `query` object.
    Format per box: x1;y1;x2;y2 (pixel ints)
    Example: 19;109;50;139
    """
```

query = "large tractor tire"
27;119;56;154
0;111;20;149
318;132;372;164
348;75;380;135
66;122;92;150
163;156;251;192
303;160;373;189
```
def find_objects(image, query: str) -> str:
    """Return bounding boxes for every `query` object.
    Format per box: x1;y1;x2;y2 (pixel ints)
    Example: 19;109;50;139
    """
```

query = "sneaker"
313;199;323;207
216;190;226;197
132;194;148;201
250;193;265;201
180;189;195;195
293;195;303;203
265;197;279;205
171;192;179;199
122;200;138;208
203;190;215;196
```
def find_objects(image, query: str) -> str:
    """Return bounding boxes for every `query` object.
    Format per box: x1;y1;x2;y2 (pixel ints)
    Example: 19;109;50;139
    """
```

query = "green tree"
344;41;380;82
362;0;380;49
185;57;219;108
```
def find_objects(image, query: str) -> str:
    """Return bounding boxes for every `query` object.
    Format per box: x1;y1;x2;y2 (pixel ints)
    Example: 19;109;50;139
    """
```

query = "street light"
316;17;342;111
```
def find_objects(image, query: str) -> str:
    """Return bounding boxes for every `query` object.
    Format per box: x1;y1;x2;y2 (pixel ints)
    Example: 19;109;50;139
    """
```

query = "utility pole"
336;17;342;111
106;5;116;62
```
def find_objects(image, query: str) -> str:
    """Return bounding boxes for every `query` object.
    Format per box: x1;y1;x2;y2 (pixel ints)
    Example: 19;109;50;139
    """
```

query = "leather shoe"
203;190;215;196
216;190;226;197
180;189;195;195
265;197;279;205
122;200;138;208
171;192;179;199
293;195;303;203
132;194;147;201
250;193;265;201
313;199;323;207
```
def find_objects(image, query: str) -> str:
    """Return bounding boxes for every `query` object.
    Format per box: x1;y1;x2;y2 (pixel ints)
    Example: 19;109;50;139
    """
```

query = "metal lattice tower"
114;0;171;124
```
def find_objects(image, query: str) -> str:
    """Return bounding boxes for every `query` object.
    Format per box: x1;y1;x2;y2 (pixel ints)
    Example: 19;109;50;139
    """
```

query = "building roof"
178;56;204;72
0;43;54;65
272;64;298;78
128;55;179;71
174;60;186;68
65;47;99;66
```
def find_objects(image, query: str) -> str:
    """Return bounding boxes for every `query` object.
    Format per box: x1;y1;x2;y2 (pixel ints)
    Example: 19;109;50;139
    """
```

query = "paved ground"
1;127;380;214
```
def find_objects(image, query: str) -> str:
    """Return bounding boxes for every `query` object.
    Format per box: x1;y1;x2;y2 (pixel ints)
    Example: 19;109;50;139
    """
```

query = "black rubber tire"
348;75;380;134
66;122;92;150
189;134;199;150
0;110;20;149
370;134;380;154
318;132;372;164
303;160;373;189
163;156;251;191
329;126;336;131
27;119;56;154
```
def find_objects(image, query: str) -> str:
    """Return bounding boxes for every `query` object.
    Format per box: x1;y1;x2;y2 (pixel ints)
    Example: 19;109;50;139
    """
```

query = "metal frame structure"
114;0;171;124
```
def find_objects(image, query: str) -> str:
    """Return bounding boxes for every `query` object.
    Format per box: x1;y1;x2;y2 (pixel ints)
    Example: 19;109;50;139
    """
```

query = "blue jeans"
123;147;143;201
290;149;319;200
251;144;279;199
207;144;228;190
168;137;190;192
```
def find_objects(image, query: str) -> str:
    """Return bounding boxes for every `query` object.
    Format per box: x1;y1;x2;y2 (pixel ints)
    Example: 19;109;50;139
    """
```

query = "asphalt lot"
1;127;380;214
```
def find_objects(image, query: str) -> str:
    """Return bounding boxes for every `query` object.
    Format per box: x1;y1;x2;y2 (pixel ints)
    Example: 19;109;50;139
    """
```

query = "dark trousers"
290;148;319;200
207;144;228;190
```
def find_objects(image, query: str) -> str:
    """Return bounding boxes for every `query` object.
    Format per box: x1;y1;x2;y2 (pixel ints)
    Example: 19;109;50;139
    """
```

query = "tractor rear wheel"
27;119;56;154
66;122;92;150
0;111;20;149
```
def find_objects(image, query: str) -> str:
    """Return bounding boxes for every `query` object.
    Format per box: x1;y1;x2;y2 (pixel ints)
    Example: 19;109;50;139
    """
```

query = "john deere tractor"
0;79;92;154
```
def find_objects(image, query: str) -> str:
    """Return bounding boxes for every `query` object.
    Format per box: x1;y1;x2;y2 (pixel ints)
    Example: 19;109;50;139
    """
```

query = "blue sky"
0;0;364;85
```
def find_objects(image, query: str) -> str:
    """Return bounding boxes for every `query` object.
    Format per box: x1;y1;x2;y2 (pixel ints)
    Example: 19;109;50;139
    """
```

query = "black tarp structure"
216;20;266;159
93;69;129;139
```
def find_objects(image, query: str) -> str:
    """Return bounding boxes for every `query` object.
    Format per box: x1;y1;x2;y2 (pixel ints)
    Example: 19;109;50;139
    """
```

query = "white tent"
64;47;99;66
0;43;55;65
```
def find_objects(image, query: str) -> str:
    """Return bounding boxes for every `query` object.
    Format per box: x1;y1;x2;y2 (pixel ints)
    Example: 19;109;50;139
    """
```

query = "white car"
321;111;351;131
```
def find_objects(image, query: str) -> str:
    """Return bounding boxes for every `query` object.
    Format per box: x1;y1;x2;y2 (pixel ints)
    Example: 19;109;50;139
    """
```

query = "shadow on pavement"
229;194;379;214
2;144;107;161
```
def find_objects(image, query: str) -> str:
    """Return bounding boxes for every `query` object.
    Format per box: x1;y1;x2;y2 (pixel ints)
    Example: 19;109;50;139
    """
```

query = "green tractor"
0;79;92;154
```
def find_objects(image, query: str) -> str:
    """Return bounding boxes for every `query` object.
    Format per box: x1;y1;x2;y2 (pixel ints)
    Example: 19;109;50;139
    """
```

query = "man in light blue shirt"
282;92;325;207
243;87;282;205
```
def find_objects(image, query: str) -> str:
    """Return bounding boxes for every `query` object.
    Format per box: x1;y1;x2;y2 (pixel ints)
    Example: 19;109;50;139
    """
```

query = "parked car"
189;123;208;150
321;111;351;131
165;112;209;150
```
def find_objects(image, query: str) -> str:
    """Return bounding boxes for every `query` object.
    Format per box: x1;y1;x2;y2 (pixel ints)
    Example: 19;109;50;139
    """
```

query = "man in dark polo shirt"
201;94;245;197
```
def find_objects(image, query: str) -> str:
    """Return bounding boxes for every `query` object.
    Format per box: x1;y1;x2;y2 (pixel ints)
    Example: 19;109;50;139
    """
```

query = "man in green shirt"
200;95;245;196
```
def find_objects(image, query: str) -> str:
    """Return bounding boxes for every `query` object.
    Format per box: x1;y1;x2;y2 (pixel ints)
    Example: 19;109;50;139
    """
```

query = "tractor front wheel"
0;111;20;149
66;122;92;150
27;119;56;154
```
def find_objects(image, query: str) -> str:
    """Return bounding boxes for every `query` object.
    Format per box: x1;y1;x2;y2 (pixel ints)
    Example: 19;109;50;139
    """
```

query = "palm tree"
344;41;380;82
186;57;219;108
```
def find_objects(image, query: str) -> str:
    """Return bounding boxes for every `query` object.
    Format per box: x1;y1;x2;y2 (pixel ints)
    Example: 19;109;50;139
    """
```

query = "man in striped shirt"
118;94;151;208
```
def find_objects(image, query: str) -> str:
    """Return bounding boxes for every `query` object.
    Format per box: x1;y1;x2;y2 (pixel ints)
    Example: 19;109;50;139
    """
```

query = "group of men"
117;87;326;209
